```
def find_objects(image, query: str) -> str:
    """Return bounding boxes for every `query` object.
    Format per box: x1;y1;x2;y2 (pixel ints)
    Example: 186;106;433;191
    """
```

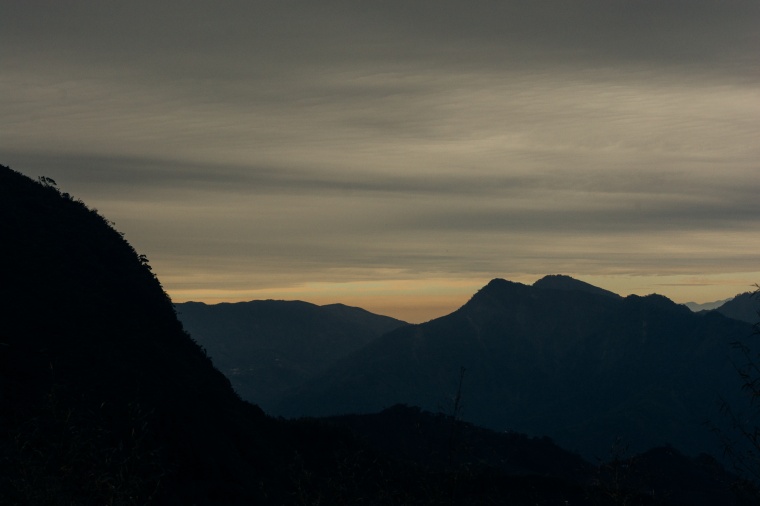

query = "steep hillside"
0;166;405;504
1;167;267;503
176;300;406;410
275;278;756;461
714;291;760;324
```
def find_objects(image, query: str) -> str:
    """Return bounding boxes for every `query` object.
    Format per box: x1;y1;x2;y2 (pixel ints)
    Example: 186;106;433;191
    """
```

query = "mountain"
274;277;756;461
0;166;426;504
175;300;406;410
2;165;754;504
327;405;750;506
714;291;760;324
326;404;593;481
1;167;270;503
684;298;733;312
533;274;622;299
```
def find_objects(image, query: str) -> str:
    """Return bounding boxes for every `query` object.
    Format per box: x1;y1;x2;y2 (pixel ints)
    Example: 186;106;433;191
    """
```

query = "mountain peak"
533;274;621;299
465;278;530;307
713;291;759;324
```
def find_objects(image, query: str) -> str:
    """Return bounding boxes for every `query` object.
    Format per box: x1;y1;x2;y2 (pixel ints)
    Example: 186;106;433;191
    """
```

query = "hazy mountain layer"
176;300;406;410
684;298;733;312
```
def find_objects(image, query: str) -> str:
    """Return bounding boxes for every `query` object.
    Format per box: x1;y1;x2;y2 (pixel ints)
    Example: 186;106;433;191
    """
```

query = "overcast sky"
3;1;759;322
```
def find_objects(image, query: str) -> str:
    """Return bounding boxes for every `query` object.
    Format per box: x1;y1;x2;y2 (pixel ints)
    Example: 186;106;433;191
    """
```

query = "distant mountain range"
175;274;760;462
172;273;760;463
270;276;757;461
684;298;733;312
683;292;759;324
175;300;406;411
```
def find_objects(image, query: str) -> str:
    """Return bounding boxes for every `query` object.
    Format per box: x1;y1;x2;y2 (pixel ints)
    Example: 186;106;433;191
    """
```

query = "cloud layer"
3;1;759;321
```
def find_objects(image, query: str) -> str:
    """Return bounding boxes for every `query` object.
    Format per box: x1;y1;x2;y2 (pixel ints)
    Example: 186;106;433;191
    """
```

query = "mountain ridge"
175;299;406;410
713;291;759;324
274;274;755;461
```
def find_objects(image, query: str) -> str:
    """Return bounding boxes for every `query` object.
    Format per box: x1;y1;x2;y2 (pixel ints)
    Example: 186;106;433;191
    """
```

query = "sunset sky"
3;1;759;322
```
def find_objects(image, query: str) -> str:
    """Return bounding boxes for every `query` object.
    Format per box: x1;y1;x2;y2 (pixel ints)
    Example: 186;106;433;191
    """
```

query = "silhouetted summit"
533;274;622;299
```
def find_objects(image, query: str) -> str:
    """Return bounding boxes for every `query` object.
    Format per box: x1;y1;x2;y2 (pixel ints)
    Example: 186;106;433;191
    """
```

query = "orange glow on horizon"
165;272;760;324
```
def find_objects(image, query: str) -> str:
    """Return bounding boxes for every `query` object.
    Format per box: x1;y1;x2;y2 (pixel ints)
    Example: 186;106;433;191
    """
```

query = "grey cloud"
2;1;759;313
354;1;759;77
13;148;754;212
3;1;757;83
401;196;760;235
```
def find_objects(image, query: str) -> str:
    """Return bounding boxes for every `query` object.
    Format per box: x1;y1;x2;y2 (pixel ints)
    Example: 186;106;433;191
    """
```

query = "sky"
2;1;759;323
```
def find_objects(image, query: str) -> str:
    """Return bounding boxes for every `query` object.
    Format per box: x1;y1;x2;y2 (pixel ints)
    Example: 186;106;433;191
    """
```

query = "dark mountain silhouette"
0;167;276;503
326;405;751;506
2;164;755;504
533;273;622;299
175;300;406;410
714;291;760;324
624;446;759;506
3;165;478;504
0;166;433;504
275;277;756;461
326;404;593;482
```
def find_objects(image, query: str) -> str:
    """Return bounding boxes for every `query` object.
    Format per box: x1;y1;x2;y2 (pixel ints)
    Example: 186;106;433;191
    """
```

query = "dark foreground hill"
1;166;489;505
176;300;406;410
326;404;755;506
275;277;757;461
0;167;431;504
1;164;756;505
0;166;330;504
